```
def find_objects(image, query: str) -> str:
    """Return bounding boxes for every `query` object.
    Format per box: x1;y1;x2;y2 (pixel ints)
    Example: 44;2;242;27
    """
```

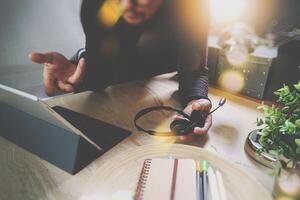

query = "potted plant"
256;81;300;199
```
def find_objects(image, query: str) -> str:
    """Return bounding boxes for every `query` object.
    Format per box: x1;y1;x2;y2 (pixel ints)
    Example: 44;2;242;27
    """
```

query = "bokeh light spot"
219;70;245;93
98;0;122;28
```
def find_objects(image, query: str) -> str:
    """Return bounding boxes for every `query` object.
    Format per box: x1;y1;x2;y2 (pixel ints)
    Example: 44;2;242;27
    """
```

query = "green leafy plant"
256;81;300;168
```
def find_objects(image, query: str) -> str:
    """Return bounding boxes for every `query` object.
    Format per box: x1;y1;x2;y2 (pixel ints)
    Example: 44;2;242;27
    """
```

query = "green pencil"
196;161;203;200
202;160;208;200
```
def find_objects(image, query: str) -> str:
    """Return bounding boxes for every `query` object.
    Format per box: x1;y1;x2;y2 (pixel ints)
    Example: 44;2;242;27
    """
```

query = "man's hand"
175;99;212;135
29;52;86;96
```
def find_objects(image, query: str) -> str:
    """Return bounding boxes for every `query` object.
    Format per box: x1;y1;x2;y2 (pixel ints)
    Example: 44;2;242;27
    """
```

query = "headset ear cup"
170;119;191;135
191;110;207;128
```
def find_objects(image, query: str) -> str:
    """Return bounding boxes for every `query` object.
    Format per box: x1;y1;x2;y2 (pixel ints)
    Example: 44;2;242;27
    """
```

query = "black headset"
134;97;226;136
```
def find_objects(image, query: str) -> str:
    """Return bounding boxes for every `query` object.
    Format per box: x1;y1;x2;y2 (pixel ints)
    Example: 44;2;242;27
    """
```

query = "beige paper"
136;158;196;200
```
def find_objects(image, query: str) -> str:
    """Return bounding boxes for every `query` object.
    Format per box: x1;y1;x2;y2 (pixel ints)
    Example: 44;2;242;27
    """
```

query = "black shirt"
72;0;210;106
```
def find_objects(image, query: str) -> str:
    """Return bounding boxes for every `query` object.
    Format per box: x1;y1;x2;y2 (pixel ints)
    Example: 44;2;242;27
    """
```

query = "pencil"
202;160;208;200
196;161;203;200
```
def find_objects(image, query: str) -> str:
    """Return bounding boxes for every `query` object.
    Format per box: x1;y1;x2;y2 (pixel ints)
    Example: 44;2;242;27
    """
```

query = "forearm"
176;0;210;105
179;67;209;106
177;36;209;106
74;38;112;92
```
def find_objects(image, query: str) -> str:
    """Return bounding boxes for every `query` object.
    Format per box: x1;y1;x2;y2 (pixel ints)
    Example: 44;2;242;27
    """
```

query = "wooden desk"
0;73;273;200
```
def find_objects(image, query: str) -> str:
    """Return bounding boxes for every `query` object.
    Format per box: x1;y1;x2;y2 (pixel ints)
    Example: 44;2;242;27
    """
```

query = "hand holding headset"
134;97;226;136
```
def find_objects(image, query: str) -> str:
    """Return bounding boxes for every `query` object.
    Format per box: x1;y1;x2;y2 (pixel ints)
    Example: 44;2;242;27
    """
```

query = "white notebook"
135;158;196;200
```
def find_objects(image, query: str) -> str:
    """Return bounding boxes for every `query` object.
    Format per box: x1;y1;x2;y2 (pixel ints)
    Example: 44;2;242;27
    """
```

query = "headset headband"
134;106;191;135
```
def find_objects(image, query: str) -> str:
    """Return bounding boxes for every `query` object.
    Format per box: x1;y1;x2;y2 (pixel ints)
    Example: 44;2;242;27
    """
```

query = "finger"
203;114;212;130
192;101;211;111
193;127;208;135
68;58;86;85
29;52;53;64
183;105;193;115
193;115;212;135
171;114;188;121
192;100;211;111
43;70;55;96
57;81;74;93
178;134;194;141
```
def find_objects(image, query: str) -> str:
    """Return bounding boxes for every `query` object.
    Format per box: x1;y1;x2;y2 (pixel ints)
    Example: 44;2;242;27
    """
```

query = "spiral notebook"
135;158;196;200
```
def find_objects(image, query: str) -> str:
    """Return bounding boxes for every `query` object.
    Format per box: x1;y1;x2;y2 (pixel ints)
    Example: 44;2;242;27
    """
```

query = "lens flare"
225;44;249;66
209;0;247;22
154;120;177;138
98;0;122;28
219;70;245;93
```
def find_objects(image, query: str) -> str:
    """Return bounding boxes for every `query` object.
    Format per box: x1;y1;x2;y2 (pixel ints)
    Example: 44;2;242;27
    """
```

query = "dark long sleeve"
75;0;112;92
70;48;86;65
178;52;209;106
176;0;210;106
178;42;209;106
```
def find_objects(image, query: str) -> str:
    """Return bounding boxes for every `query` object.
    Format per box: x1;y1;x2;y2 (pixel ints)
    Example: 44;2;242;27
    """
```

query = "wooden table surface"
0;73;274;200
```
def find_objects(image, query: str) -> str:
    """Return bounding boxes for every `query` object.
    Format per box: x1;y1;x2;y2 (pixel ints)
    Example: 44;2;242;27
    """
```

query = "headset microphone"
134;97;226;136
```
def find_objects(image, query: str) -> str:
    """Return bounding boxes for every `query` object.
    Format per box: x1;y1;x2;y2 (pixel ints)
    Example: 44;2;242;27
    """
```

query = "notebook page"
174;159;197;200
141;159;174;200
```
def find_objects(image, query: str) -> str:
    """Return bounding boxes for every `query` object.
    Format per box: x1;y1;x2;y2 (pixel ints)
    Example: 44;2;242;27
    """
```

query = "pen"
196;161;203;200
202;160;208;200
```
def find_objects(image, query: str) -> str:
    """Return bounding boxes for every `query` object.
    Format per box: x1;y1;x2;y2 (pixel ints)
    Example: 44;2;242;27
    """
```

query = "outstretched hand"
29;52;86;96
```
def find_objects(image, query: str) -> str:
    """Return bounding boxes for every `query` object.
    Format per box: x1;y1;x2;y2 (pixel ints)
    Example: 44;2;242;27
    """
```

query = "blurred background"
208;0;300;101
0;0;84;98
0;0;299;100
